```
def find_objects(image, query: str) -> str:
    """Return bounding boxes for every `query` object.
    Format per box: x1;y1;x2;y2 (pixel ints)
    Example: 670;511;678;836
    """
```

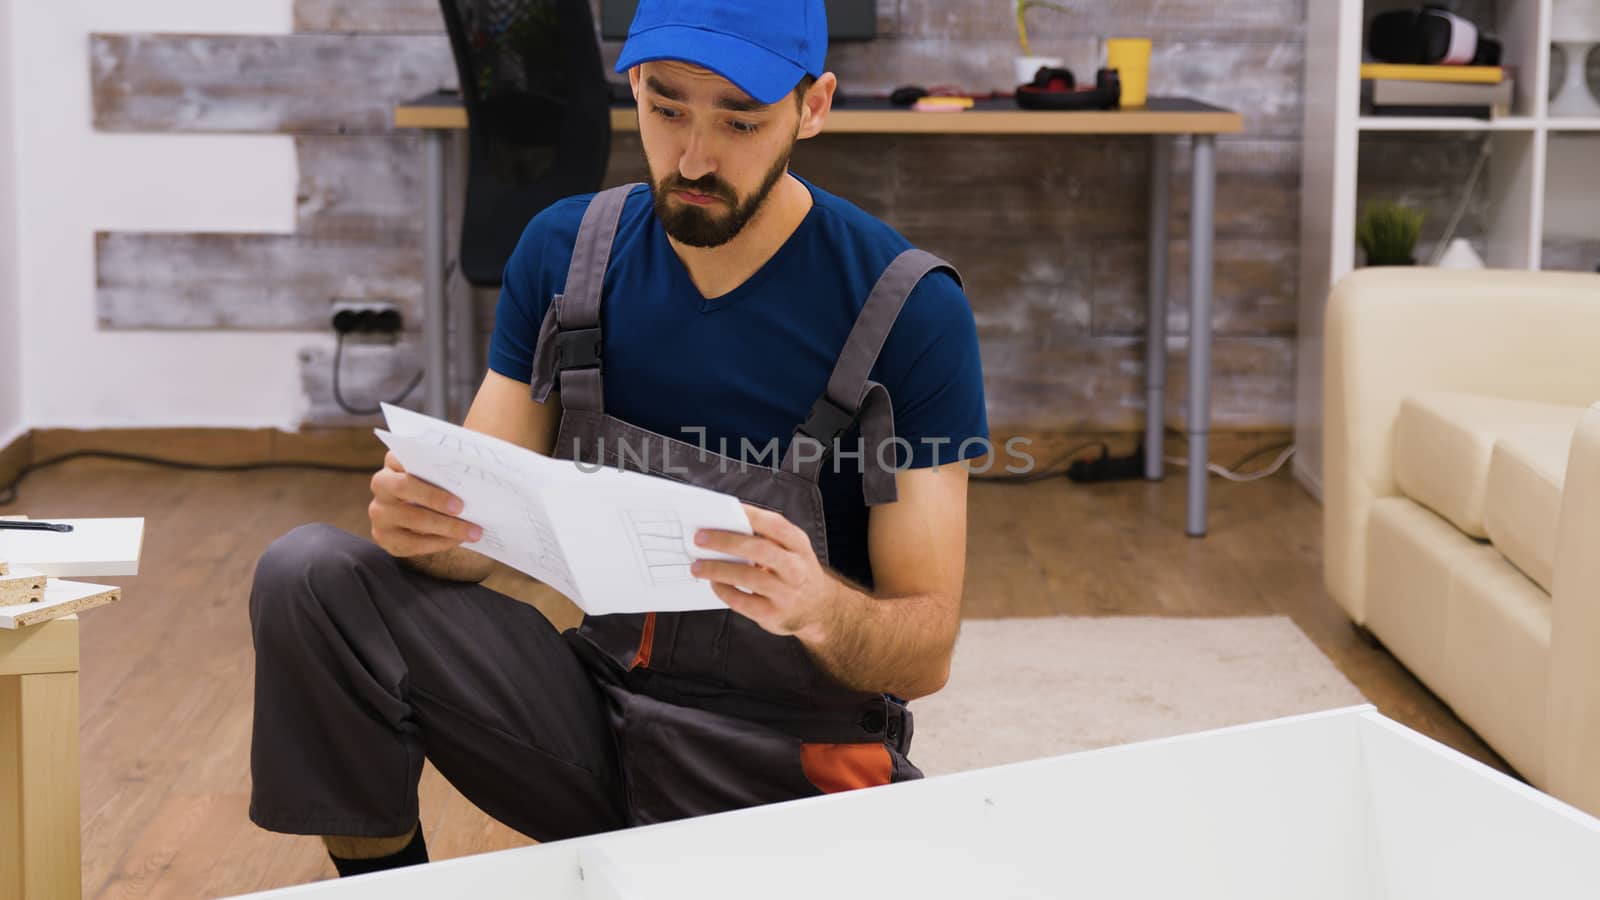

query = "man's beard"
648;142;794;248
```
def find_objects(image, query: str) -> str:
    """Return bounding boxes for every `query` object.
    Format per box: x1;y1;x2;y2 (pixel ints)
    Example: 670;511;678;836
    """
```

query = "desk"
0;616;80;900
394;94;1244;536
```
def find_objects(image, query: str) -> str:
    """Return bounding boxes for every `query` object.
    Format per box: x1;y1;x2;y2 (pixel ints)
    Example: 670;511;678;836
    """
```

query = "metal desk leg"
422;128;449;420
1187;134;1217;537
1145;135;1172;481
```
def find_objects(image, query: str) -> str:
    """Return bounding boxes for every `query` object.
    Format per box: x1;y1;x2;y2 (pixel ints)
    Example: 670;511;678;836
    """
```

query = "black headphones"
1014;66;1122;111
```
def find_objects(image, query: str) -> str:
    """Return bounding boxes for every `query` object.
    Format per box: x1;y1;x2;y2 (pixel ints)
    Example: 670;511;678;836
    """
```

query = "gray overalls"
245;182;962;841
529;184;962;825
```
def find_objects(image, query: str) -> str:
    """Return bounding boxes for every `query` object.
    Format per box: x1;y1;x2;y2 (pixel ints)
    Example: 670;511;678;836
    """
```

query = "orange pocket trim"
630;612;656;670
800;742;894;794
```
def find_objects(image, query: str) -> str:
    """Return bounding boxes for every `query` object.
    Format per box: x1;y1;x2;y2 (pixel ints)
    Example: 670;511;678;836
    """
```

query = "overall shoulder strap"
782;248;965;505
528;184;642;408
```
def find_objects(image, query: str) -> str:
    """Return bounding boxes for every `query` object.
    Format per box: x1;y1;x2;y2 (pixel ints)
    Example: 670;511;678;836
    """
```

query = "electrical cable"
2;439;1300;508
3;325;423;506
333;330;425;417
971;431;1297;486
969;440;1110;483
1219;439;1293;471
1429;138;1492;266
0;450;374;507
1155;428;1296;477
1164;442;1297;483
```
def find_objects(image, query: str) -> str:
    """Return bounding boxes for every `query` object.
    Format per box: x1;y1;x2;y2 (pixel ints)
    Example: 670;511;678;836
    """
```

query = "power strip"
1066;444;1146;483
330;301;402;335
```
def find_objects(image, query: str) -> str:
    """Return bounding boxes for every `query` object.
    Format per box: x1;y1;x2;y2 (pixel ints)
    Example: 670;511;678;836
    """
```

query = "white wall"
12;0;317;431
0;0;23;449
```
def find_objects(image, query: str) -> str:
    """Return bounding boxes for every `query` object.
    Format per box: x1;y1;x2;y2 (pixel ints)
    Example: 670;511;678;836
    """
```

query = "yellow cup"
1106;38;1152;107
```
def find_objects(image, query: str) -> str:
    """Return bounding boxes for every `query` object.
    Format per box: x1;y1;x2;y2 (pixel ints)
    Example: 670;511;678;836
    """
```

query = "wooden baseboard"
0;430;31;497
25;427;386;471
988;428;1295;473
5;425;1294;485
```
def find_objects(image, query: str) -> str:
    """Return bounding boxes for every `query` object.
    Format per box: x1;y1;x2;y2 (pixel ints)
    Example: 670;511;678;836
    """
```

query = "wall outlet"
330;301;402;335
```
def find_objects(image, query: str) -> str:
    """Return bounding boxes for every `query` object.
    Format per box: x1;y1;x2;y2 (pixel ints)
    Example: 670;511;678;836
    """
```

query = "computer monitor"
600;0;876;42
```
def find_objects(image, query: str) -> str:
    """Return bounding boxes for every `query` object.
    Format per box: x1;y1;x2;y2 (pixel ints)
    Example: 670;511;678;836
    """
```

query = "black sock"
329;825;429;878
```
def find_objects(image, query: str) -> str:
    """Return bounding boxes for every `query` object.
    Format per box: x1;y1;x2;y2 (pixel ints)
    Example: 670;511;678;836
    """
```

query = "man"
247;0;988;879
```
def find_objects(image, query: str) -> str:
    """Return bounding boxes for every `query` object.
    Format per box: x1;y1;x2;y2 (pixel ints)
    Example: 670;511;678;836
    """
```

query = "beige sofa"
1323;267;1600;818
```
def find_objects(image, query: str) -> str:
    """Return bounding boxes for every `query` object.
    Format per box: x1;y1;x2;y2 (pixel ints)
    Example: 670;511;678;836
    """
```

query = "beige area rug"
908;616;1369;777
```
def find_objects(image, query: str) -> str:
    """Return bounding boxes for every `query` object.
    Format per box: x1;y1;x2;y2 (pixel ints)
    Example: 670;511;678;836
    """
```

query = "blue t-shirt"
488;174;989;590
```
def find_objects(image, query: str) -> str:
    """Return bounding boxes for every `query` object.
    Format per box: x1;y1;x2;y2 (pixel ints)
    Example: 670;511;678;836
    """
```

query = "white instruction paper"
377;403;752;615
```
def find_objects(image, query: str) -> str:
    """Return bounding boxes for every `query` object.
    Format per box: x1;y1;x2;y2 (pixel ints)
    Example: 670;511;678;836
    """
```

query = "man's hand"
691;465;968;700
691;505;840;645
368;450;483;558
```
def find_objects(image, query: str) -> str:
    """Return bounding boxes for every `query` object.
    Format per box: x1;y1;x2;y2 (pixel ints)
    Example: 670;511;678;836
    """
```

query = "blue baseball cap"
615;0;828;106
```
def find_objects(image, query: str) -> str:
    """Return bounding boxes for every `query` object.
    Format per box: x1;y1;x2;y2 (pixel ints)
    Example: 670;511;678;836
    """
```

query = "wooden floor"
0;454;1511;898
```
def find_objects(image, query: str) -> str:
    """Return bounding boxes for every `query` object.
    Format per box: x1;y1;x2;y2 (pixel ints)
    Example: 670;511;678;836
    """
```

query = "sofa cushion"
1393;393;1586;538
1445;546;1553;786
1484;426;1573;594
1365;497;1483;689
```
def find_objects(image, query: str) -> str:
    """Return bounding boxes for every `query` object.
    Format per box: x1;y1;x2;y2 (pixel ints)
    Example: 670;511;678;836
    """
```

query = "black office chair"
439;0;612;287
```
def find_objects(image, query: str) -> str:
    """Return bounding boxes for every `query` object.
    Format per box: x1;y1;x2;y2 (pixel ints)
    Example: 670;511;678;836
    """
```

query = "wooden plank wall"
91;0;1355;433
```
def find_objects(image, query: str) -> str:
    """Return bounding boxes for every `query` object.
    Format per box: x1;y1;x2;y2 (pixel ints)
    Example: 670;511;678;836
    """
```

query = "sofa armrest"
1548;403;1600;818
1323;268;1600;623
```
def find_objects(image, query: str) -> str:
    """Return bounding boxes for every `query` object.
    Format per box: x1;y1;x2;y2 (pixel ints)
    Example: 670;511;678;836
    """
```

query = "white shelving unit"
1294;0;1600;499
1354;115;1540;130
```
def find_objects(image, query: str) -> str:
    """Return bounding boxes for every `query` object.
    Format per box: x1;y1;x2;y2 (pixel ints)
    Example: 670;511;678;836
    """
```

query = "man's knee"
250;523;387;648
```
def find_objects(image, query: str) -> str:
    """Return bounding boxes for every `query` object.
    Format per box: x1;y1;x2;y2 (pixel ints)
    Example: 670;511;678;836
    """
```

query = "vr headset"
1369;5;1502;66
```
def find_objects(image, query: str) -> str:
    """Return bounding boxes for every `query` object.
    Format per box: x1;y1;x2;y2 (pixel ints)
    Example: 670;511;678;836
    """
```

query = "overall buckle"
555;327;603;371
798;395;857;446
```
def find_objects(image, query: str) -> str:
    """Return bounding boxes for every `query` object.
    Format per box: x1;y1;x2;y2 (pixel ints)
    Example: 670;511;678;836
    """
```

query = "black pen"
0;521;74;533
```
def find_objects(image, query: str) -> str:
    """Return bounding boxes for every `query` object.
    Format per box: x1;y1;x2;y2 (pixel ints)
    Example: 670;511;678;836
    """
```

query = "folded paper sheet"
378;404;753;616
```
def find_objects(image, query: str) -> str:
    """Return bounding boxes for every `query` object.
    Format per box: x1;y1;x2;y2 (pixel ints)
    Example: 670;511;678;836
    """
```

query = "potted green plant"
1356;202;1425;266
1014;0;1073;85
